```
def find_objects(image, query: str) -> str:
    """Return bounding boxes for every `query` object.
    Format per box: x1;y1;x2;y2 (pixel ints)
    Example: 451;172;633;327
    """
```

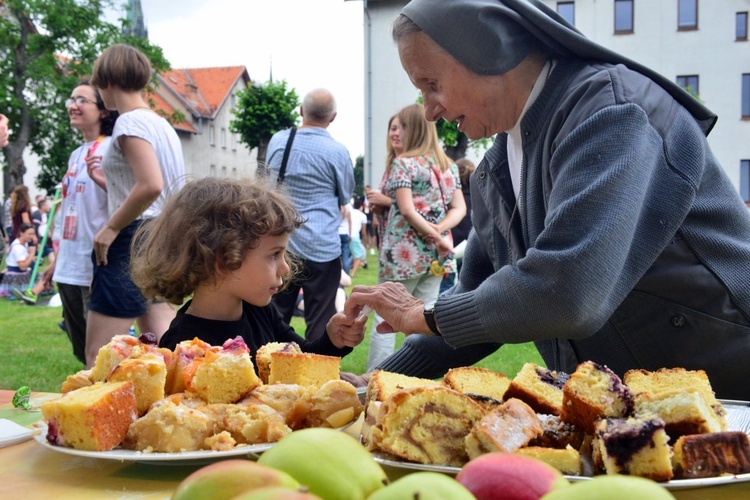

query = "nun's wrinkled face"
398;32;522;140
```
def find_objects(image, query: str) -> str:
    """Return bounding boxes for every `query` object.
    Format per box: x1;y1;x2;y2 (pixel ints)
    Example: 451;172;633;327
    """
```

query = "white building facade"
355;0;750;204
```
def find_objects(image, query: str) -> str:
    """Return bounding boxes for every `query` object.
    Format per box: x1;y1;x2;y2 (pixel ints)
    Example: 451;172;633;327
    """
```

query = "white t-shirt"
338;202;353;236
5;239;29;268
350;208;367;241
52;137;112;286
102;109;185;219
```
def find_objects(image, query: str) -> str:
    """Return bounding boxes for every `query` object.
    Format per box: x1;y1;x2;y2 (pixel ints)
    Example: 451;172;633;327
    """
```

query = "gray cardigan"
379;59;750;400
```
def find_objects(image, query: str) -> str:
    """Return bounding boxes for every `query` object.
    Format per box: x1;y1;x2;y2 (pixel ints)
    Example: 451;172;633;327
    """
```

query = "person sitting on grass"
130;176;367;361
4;223;48;302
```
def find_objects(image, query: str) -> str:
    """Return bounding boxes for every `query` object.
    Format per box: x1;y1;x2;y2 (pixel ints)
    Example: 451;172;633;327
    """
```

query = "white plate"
33;424;273;465
371;399;750;490
35;418;358;465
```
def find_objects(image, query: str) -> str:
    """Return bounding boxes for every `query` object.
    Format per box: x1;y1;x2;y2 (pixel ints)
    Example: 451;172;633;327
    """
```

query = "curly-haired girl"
131;176;366;356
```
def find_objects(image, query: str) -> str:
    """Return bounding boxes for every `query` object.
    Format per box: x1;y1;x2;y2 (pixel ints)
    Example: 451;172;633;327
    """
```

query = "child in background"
349;197;368;278
4;223;46;300
130;177;366;359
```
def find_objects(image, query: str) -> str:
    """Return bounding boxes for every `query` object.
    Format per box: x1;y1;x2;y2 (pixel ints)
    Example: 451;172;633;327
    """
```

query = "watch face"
424;299;437;311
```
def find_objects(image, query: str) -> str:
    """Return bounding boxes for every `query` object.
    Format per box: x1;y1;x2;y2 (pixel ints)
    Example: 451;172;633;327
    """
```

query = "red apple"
456;453;570;500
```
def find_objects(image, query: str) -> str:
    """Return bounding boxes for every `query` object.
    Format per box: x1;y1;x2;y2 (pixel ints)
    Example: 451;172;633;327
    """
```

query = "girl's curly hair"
131;176;304;304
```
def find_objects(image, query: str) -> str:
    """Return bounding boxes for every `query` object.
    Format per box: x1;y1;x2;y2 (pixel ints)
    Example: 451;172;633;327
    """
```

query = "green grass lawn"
0;252;543;393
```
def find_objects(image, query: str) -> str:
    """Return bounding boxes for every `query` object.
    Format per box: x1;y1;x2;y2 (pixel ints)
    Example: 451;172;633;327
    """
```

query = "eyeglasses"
65;96;97;108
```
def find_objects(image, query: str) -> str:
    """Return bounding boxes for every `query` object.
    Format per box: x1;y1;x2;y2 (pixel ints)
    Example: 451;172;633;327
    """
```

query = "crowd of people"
2;0;749;402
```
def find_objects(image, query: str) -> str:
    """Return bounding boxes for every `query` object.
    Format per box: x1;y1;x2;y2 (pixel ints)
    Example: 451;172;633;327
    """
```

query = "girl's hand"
93;225;119;266
435;236;454;257
326;312;367;349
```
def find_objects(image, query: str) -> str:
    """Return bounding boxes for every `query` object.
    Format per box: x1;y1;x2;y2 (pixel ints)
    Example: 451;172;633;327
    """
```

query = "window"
678;0;698;31
741;160;750;202
557;2;575;25
231;133;237;150
738;12;748;41
614;0;634;33
231;93;236;109
221;128;227;148
209;125;215;146
210;164;216;177
676;75;699;98
743;74;750;118
221;166;227;177
232;167;238;178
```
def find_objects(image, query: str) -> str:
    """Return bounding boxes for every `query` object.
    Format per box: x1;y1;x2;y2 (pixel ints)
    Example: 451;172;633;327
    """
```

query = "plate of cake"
361;364;750;490
35;336;363;464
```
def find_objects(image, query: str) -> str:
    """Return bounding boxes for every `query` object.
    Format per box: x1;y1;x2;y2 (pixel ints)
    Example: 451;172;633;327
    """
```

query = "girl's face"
389;118;404;155
68;86;105;130
226;233;292;307
20;228;36;243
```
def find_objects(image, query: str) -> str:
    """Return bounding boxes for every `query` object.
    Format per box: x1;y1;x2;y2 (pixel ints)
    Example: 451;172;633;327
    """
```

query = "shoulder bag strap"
276;127;297;186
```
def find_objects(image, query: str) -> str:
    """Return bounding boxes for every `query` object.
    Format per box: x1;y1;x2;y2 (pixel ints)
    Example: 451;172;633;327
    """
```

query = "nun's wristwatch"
423;299;441;336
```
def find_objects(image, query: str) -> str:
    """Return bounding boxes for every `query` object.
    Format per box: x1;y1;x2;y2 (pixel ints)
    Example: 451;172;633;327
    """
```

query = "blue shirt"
267;127;354;262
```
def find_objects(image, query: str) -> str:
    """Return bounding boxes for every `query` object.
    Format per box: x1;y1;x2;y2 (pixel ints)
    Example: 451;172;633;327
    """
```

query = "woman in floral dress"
374;103;466;359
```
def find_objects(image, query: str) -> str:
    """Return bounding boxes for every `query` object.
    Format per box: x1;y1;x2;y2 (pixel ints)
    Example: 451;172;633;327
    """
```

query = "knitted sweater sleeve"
435;103;699;348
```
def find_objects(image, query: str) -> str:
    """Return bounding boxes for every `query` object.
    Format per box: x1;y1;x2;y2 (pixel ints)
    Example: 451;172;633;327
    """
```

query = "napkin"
0;418;34;448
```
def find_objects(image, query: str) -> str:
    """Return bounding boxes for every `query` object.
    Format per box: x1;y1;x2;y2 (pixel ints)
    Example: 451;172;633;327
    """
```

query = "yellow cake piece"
268;351;340;388
561;361;633;433
633;388;724;440
443;366;511;401
167;338;219;395
256;342;302;384
504;362;569;416
515;446;582;475
185;348;261;404
366;370;442;404
624;367;727;429
41;381;137;451
107;352;167;416
90;335;143;382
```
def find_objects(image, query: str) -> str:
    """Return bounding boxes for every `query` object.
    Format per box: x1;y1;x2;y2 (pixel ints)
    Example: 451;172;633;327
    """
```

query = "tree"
0;0;171;195
230;80;299;168
353;154;364;200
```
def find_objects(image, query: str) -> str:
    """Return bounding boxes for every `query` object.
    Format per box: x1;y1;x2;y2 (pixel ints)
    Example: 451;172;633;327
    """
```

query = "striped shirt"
266;127;354;262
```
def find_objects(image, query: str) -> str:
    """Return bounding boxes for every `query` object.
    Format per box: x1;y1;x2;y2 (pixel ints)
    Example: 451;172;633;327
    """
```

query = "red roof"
147;90;198;133
155;66;249;119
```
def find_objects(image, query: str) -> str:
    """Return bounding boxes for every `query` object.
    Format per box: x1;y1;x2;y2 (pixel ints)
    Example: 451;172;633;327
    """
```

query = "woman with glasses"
84;44;185;367
30;79;118;363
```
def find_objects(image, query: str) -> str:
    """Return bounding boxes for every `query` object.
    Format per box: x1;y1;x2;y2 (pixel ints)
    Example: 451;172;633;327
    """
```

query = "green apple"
257;428;388;500
541;475;675;500
368;472;474;500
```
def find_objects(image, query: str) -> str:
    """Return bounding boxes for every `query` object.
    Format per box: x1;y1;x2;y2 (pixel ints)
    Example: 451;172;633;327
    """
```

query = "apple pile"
172;429;673;500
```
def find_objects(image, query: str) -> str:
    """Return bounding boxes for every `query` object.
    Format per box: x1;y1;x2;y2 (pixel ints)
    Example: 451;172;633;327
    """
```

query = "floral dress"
379;155;460;281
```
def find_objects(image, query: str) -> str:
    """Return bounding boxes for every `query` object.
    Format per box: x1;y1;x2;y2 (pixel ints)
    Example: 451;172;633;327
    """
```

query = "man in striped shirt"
266;88;355;341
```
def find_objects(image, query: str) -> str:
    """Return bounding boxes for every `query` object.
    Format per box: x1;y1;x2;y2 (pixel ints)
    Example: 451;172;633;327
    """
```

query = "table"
1;390;749;499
